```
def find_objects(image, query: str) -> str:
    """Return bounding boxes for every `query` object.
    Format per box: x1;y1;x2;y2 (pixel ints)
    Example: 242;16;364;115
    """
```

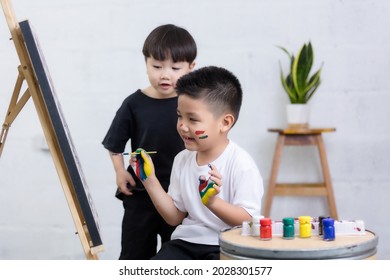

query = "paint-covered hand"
133;148;154;181
199;176;217;205
198;164;221;205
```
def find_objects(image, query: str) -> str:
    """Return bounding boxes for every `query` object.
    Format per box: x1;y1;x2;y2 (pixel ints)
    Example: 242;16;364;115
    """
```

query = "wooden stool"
263;127;338;220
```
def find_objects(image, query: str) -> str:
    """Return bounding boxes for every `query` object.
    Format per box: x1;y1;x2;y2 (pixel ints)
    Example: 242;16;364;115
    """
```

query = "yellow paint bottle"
299;216;312;238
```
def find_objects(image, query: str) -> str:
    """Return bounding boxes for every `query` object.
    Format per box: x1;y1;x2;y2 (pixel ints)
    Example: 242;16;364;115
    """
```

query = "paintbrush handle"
112;151;157;156
129;151;157;155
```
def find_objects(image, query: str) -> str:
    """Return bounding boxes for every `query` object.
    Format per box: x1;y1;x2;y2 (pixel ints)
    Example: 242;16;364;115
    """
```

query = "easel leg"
264;134;285;217
0;67;30;157
0;124;10;156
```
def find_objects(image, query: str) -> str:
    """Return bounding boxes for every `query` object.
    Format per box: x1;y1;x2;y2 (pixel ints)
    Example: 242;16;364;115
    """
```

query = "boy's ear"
189;61;196;70
220;113;234;132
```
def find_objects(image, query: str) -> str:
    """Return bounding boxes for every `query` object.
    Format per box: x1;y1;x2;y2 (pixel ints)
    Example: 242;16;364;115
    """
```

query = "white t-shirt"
168;140;264;245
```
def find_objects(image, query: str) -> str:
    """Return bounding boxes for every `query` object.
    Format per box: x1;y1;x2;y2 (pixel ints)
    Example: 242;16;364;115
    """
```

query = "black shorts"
119;191;175;260
151;239;220;260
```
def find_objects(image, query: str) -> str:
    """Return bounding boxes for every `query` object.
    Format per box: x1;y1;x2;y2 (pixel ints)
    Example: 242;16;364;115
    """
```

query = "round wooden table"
219;227;378;260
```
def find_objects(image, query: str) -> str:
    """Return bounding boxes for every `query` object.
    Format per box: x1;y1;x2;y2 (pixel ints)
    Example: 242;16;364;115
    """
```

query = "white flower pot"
286;104;310;128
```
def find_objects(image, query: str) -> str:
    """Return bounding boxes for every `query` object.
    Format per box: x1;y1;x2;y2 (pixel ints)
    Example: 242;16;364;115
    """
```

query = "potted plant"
278;41;322;128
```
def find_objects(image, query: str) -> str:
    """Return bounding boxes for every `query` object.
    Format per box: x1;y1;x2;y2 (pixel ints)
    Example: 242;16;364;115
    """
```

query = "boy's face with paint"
176;95;232;156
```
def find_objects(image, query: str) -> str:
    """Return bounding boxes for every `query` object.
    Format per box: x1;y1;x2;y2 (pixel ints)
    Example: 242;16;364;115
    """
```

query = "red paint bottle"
260;218;272;240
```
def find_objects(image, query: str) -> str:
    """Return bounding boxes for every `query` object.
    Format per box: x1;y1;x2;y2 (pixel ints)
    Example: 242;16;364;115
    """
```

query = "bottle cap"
252;215;264;224
322;218;334;226
260;218;272;226
283;217;295;225
299;216;311;224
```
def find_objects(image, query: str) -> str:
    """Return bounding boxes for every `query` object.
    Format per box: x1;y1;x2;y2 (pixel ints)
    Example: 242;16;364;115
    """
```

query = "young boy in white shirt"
133;66;263;259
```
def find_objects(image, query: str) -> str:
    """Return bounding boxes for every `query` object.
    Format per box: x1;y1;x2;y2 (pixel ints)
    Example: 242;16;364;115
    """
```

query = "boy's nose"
178;122;189;132
160;70;169;80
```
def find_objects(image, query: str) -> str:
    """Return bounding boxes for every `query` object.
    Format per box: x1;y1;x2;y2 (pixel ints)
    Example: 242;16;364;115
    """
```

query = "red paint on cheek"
195;130;205;135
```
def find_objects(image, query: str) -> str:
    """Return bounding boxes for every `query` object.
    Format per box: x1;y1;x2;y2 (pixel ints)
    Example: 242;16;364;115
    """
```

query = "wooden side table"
263;127;338;220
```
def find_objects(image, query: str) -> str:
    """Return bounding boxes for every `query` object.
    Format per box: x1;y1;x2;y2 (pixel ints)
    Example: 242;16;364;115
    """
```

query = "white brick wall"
0;0;389;259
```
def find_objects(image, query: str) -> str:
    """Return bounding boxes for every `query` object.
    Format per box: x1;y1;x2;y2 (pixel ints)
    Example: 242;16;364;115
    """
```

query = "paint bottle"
299;216;312;238
251;215;264;237
283;217;295;239
323;218;336;241
241;221;251;236
260;218;272;240
318;216;327;236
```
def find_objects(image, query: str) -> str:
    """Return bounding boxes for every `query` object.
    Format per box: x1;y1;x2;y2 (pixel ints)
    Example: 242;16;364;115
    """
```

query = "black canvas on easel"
18;19;102;250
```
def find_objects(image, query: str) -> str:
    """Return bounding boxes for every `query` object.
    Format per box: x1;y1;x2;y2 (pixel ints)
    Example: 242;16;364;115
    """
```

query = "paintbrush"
111;151;157;156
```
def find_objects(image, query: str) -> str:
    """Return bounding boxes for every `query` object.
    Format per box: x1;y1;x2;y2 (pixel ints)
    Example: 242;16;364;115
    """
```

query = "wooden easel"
0;0;103;259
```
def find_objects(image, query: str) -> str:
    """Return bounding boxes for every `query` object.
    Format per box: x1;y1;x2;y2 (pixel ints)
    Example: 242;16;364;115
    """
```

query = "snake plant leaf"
292;42;313;98
305;68;322;102
276;45;293;60
279;61;298;103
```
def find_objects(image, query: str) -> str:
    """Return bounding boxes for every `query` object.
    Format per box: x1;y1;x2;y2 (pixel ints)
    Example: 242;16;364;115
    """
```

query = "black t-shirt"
102;89;184;193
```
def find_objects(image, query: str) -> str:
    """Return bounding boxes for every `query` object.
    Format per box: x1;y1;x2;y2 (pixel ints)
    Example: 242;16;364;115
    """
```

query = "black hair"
176;66;243;125
142;24;197;63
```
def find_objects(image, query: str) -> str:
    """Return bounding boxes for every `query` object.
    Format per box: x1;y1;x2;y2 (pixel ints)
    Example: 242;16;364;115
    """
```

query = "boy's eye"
172;67;181;71
153;65;162;69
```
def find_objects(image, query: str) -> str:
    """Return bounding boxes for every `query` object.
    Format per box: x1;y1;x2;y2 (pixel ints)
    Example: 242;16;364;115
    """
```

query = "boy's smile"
181;135;196;145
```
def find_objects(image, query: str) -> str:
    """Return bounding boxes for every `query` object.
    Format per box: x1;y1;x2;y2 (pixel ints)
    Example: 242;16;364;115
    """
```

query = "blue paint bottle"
323;218;335;241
